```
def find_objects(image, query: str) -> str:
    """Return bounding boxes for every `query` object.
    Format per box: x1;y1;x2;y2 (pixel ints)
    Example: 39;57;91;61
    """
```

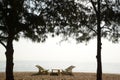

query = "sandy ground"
0;72;120;80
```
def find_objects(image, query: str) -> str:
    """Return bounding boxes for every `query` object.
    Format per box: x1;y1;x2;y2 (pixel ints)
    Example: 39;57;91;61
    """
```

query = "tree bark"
96;0;102;80
5;34;14;80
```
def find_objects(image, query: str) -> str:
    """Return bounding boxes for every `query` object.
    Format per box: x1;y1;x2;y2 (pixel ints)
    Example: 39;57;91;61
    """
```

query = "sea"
0;60;120;74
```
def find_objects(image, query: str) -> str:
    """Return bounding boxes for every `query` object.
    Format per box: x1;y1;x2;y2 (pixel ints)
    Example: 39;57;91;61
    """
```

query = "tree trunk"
5;35;14;80
96;0;102;80
96;30;102;80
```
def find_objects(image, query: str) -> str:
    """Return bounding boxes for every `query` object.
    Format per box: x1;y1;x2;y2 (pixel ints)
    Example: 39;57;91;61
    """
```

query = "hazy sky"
0;36;120;63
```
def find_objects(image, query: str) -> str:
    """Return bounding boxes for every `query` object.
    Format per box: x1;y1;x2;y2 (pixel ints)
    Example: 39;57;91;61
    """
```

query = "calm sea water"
0;61;120;74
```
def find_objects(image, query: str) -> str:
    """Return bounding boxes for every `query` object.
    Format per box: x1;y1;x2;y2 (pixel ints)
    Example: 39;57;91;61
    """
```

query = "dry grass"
0;72;120;80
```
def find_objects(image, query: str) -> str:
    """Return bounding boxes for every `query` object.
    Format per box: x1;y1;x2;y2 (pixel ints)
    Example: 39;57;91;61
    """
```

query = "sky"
0;36;120;63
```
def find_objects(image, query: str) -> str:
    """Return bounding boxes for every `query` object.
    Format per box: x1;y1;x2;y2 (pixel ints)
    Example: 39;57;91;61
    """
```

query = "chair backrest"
36;65;44;70
65;65;75;72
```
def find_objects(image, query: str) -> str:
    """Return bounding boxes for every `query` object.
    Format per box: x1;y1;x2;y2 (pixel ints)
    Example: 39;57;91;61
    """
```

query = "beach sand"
0;72;120;80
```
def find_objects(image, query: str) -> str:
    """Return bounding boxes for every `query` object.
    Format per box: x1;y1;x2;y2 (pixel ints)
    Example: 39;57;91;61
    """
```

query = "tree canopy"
0;0;85;80
0;0;85;44
0;0;120;80
57;0;120;43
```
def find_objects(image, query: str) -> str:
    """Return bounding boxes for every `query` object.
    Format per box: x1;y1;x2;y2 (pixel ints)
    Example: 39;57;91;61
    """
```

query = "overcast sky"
0;36;120;63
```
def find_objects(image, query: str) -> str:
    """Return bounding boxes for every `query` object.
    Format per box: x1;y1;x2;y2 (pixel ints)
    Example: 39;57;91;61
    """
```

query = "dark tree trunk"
96;0;102;80
5;34;14;80
96;26;102;80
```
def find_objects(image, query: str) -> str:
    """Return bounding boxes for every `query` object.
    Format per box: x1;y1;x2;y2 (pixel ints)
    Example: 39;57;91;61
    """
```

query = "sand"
0;72;120;80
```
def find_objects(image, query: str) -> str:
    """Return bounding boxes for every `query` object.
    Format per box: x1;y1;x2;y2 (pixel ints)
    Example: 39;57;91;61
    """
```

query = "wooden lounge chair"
62;65;75;75
35;65;49;75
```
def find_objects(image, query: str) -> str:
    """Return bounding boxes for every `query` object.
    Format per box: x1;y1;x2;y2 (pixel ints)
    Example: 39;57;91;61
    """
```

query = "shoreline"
0;72;120;80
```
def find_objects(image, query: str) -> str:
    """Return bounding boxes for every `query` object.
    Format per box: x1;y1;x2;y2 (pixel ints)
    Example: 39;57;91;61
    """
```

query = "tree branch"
88;26;97;34
0;40;7;49
0;36;8;39
90;0;98;14
0;26;6;30
86;22;97;34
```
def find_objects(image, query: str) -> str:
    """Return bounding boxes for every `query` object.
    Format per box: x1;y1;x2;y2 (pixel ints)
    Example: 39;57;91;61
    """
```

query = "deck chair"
62;65;75;75
35;65;49;75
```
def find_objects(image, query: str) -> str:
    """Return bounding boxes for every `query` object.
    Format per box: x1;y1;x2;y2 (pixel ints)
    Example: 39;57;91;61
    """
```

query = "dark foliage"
0;0;86;80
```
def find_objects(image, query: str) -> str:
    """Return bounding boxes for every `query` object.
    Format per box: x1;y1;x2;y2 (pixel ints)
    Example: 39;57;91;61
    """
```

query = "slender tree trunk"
5;34;14;80
96;24;102;80
96;0;102;80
